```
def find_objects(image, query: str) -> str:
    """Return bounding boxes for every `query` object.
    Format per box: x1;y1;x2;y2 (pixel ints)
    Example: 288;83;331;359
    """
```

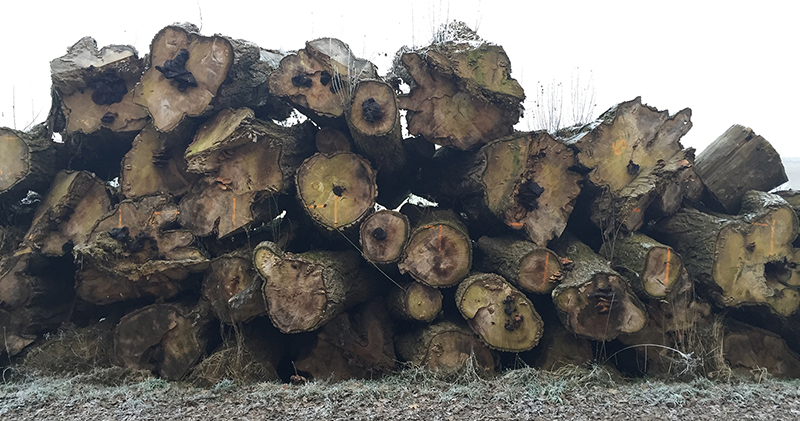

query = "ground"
1;366;799;420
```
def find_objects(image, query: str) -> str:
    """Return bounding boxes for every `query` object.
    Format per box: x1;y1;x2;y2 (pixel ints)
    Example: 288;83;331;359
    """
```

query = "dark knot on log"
291;74;313;88
320;71;331;86
332;185;345;197
361;98;383;123
90;71;128;105
518;180;545;211
155;49;198;92
101;112;117;124
588;287;619;314
109;226;130;242
372;227;387;241
627;160;640;175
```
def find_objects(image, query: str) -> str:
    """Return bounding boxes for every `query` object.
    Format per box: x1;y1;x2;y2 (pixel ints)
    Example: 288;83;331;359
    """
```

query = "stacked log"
2;21;799;384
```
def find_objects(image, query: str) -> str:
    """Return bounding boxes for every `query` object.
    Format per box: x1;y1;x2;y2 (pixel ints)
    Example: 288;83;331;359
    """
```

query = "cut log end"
398;222;472;288
388;282;442;322
359;210;409;264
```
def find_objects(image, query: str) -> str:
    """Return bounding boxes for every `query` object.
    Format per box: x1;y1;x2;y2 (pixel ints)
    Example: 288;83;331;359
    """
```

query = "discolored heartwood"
296;152;377;231
73;195;209;305
133;24;233;132
253;241;374;333
455;272;544;352
550;233;648;341
359;210;410;264
387;281;443;323
24;170;112;256
476;235;563;294
397;209;472;288
395;320;497;374
113;301;212;381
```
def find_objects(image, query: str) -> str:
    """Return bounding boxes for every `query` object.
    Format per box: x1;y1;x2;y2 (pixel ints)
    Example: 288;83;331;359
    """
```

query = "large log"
475;235;563;295
295;152;377;232
294;301;395;381
23;170;112;256
113;301;212;380
397;209;472;288
695;125;787;214
417;131;581;245
178;108;315;238
0;248;75;356
393;22;524;150
268;38;377;125
395;320;497;374
253;241;374;333
0;124;64;216
455;272;544;352
651;191;800;316
550;233;648;341
49;37;148;135
202;249;266;324
346;79;405;173
73;195;209;305
724;320;800;379
132;24;233;132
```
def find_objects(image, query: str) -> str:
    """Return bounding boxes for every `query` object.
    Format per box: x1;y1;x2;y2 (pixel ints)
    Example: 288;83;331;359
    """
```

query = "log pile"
2;21;798;383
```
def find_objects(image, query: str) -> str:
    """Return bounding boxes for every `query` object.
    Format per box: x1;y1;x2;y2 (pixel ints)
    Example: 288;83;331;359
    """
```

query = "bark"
113;301;212;380
591;148;696;233
119;122;198;200
0;124;64;204
49;37;148;134
550;232;648;341
387;281;442;323
295;152;377;231
417;131;581;245
133;24;233;132
202;248;266;324
268;38;377;125
395;320;497;374
253;241;374;333
359;210;410;264
475;235;563;295
346;79;405;173
23;170;112;257
695;125;787;214
0;249;75;356
455;272;544;352
393;23;524;150
73;195;209;305
650;191;800;316
563;97;691;194
397;209;472;288
294;301;395;381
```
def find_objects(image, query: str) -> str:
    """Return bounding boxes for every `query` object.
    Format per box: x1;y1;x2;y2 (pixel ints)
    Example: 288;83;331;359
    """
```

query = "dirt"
1;367;799;420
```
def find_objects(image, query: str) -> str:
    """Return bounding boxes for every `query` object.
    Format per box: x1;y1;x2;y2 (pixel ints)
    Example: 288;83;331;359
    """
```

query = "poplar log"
395;320;497;374
387;281;442;323
359;210;410;265
346;79;405;173
202;249;266;324
476;235;563;295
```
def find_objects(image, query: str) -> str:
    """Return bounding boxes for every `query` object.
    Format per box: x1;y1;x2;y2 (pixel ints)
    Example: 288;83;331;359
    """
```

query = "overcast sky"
1;0;797;158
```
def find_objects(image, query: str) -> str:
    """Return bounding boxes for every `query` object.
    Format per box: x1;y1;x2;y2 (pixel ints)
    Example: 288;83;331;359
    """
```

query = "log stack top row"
0;20;796;382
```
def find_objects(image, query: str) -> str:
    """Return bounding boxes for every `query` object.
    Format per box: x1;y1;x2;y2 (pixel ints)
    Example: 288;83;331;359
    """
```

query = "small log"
253;241;374;333
395;320;497;374
0;249;75;356
268;38;376;124
295;152;377;231
417;131;581;245
0;124;64;203
133;24;234;132
724;320;800;379
397;209;472;288
475;235;563;295
455;272;544;352
533;324;594;371
315;127;352;153
695;125;787;214
651;191;800;316
73;195;209;305
113;301;212;380
202;249;266;324
294;301;395;381
550;233;648;341
24;170;112;257
346;79;405;173
393;22;524;150
119;123;198;200
49;37;148;134
359;210;410;265
591;148;696;233
387;281;442;323
563;97;691;193
606;232;686;300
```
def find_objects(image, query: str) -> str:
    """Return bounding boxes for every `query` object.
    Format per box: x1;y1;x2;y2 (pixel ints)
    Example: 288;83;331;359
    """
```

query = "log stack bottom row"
1;21;797;382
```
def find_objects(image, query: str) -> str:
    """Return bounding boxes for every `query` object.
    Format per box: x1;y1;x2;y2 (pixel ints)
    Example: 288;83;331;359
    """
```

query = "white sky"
1;0;797;157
